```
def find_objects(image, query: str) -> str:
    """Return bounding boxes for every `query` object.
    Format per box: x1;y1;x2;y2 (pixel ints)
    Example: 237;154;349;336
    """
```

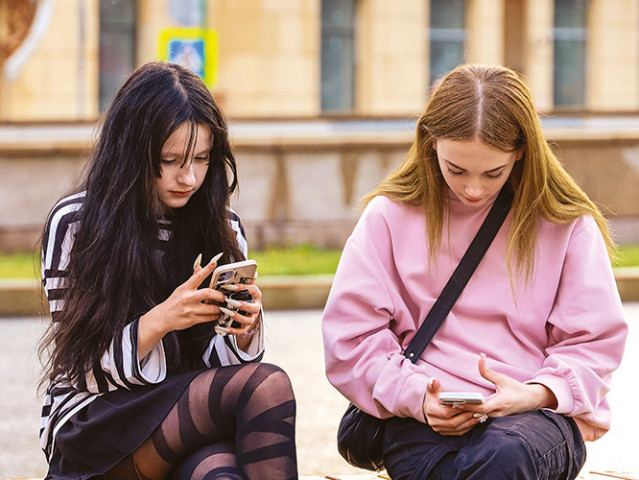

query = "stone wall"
2;124;639;253
545;130;639;244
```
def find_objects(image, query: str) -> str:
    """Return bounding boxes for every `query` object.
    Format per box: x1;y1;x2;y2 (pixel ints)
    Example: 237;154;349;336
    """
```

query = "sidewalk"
1;306;637;479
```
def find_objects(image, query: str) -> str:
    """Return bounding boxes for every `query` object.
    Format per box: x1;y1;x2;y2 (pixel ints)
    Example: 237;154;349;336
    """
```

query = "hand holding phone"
208;260;257;335
438;392;485;407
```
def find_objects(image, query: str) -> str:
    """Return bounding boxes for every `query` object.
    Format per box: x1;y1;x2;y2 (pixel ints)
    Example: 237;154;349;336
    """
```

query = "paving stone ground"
1;306;638;479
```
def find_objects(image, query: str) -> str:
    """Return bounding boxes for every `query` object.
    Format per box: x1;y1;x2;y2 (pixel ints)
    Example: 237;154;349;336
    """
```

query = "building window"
553;0;587;108
321;0;356;113
429;0;467;85
99;0;137;112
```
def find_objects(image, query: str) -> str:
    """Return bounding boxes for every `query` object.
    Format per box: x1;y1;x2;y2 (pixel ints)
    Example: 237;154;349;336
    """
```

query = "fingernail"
193;253;202;269
225;297;242;307
480;352;486;358
473;413;488;423
220;284;239;291
219;307;236;317
215;325;230;336
428;377;436;387
208;252;223;265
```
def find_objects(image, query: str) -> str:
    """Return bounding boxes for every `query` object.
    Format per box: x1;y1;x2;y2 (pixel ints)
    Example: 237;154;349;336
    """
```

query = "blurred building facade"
3;0;639;253
1;0;639;121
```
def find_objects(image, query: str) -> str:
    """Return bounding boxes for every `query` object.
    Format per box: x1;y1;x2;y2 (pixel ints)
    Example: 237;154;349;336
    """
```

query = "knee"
456;431;535;476
249;363;295;403
252;362;288;379
183;466;243;480
205;472;243;480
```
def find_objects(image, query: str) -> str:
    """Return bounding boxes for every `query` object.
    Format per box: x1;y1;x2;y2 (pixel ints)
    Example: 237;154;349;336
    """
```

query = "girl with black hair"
39;62;298;480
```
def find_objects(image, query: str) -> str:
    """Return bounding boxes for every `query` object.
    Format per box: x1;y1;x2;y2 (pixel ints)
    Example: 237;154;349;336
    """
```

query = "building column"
356;0;427;115
137;0;172;64
587;0;639;111
466;0;505;65
522;0;554;112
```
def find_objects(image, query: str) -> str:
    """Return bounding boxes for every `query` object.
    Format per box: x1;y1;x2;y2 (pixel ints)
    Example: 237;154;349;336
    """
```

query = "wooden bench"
5;473;639;480
578;474;639;480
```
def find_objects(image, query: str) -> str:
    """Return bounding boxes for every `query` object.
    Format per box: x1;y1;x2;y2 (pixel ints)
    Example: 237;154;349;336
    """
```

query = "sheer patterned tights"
103;363;298;480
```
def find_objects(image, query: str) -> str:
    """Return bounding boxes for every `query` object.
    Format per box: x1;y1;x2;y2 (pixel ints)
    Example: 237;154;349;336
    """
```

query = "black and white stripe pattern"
39;192;264;459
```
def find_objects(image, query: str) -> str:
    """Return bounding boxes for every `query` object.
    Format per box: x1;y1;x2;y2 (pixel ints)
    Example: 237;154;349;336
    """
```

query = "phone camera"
216;271;234;283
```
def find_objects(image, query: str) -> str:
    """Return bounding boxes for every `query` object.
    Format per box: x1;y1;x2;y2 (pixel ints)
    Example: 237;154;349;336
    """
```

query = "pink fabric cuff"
527;374;574;414
396;372;430;423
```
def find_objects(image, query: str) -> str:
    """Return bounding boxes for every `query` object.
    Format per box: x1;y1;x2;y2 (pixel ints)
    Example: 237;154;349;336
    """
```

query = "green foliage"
613;244;639;268
3;244;639;279
0;253;40;279
249;245;342;276
0;245;343;279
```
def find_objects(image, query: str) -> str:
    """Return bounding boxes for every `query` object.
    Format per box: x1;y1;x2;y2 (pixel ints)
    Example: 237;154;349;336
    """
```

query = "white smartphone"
209;259;257;289
438;392;485;406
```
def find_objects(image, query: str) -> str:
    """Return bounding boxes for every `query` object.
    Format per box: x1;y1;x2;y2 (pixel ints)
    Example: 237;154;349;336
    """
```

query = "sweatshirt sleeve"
530;216;627;439
322;198;430;422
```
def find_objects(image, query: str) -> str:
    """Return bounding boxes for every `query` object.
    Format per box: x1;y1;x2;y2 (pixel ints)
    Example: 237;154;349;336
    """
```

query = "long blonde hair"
365;64;614;280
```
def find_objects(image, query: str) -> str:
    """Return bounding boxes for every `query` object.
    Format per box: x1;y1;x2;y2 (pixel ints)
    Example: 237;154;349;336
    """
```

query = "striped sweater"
39;191;263;460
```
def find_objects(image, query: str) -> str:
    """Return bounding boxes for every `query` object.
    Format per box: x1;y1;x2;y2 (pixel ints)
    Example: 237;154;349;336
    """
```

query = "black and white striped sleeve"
83;317;166;392
41;192;85;320
201;209;265;367
226;207;249;259
42;193;167;393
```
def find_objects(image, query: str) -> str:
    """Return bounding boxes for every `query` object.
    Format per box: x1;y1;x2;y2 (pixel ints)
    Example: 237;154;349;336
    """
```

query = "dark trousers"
382;410;585;480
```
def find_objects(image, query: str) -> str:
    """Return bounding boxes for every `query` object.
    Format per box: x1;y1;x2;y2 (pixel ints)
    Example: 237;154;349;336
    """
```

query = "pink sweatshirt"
322;192;628;441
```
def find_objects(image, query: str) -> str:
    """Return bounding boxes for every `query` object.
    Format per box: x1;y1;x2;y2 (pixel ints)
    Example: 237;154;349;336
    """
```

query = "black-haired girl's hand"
137;254;226;359
216;282;263;352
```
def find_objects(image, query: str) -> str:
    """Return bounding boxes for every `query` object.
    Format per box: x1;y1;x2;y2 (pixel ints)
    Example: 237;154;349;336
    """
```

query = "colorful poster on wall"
158;28;218;87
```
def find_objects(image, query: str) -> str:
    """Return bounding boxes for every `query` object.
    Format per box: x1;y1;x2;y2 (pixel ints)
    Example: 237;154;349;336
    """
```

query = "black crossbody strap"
403;187;514;363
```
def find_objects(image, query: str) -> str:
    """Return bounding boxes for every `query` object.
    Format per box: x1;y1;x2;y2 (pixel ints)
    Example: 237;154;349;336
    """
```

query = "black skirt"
46;369;202;480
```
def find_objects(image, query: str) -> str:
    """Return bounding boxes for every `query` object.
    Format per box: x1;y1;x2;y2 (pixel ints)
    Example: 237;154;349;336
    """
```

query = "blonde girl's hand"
422;378;481;436
463;354;558;419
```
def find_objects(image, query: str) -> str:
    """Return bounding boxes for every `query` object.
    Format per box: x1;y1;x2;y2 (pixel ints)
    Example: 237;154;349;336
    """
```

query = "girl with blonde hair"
323;64;627;479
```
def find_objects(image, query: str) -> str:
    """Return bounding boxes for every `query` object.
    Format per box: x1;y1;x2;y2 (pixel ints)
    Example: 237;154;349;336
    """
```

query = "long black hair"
40;62;245;385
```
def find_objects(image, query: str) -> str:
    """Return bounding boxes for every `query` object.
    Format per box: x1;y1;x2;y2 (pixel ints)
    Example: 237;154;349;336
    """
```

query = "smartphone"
438;392;485;406
209;259;257;289
209;260;257;333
